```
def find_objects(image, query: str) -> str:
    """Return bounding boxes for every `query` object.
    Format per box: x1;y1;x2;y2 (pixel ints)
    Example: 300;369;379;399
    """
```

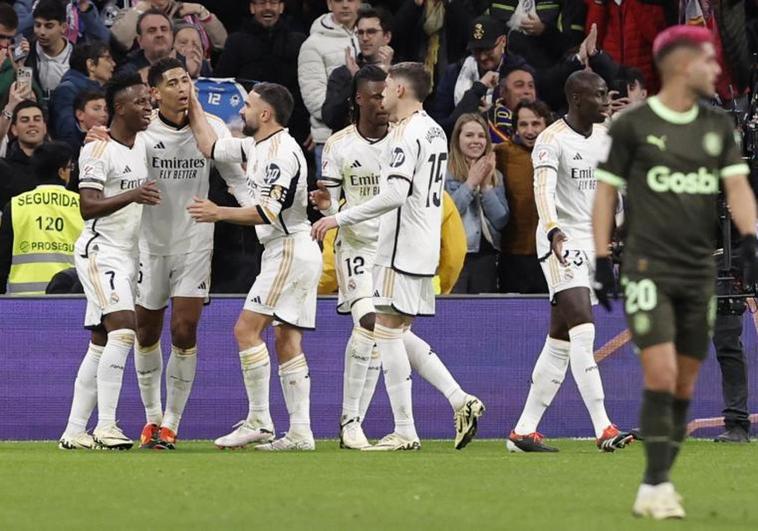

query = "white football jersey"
139;112;252;255
532;119;609;249
321;124;390;250
212;128;309;245
376;111;447;276
77;136;148;251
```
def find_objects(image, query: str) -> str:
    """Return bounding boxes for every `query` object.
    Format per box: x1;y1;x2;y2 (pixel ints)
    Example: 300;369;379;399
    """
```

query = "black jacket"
0;143;38;208
214;18;309;143
321;54;372;132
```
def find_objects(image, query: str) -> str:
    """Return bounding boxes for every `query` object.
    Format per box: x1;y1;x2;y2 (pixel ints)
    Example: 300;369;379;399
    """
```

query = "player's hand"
311;215;338;241
133;180;161;205
549;228;568;265
479;71;499;89
742;235;758;287
309;181;332;211
187;196;219;222
84;125;110;144
521;14;545;36
592;256;616;312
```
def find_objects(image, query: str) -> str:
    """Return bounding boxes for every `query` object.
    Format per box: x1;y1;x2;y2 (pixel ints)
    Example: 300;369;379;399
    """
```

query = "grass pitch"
1;439;755;530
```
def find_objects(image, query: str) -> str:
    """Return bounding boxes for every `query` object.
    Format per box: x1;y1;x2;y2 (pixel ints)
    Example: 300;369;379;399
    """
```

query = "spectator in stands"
445;113;508;294
495;100;551;294
322;6;393;132
0;4;42;109
489;66;536;143
119;9;174;79
298;0;360;171
0;80;35;159
15;0;110;44
49;41;113;147
111;0;227;53
490;0;586;69
607;67;647;118
0;101;48;207
25;0;74;101
0;141;83;295
214;0;308;143
69;89;107;154
173;23;211;79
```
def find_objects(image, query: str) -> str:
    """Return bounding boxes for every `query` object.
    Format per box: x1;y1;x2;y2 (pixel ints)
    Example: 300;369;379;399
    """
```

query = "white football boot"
454;395;485;450
340;417;370;449
362;433;420;452
255;433;316;451
632;482;686;520
214;421;275;449
93;424;133;450
58;432;96;450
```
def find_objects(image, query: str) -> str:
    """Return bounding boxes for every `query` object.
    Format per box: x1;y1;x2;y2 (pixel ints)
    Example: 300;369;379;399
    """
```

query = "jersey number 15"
425;152;447;208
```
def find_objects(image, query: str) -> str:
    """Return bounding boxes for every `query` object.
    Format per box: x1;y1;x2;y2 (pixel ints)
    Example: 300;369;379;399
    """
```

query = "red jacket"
585;0;669;92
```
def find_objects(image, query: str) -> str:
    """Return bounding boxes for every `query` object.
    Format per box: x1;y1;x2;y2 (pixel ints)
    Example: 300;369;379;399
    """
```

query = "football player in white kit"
134;58;252;450
59;72;157;450
312;63;485;451
507;71;634;453
187;82;321;451
312;65;484;450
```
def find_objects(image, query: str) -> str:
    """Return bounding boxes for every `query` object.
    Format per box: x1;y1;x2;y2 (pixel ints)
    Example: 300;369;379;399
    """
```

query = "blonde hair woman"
444;113;509;293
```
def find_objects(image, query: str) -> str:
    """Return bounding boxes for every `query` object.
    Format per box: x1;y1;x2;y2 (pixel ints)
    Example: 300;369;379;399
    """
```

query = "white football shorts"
244;232;322;329
136;249;212;310
537;238;598;305
372;265;435;317
335;240;375;315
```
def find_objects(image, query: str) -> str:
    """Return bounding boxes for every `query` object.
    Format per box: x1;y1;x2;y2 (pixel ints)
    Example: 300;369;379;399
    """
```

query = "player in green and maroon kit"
592;26;758;520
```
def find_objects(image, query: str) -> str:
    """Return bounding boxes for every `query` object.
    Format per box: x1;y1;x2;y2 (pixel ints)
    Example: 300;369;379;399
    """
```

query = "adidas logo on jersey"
197;281;207;290
123;165;132;173
251;295;262;304
573;153;583;160
153;141;166;149
351;160;362;168
373;290;381;297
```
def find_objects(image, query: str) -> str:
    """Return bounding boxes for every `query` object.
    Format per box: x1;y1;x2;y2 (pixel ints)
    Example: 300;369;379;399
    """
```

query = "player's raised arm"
187;84;217;158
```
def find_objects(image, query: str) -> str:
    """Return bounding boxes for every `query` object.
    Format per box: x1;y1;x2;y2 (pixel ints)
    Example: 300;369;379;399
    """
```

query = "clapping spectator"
494;100;551;294
489;66;536;143
213;0;308;142
0;101;48;207
321;6;393;132
25;0;74;102
445;113;509;294
111;0;227;54
298;0;360;171
49;41;113;147
173;23;210;79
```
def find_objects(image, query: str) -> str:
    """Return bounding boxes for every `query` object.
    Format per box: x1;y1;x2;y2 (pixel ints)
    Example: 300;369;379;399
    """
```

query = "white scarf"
507;0;537;32
454;56;494;106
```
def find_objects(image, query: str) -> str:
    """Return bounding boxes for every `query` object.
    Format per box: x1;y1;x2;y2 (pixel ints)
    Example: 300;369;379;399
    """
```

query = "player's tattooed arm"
187;197;265;225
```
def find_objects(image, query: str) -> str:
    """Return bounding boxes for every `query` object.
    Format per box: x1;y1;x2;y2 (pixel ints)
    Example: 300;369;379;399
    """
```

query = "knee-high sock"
514;336;570;435
279;353;311;439
568;324;611;437
239;343;273;429
374;324;417;440
669;398;690;470
162;345;197;433
62;342;103;437
135;341;163;425
641;390;674;485
358;347;381;422
96;329;135;429
342;326;374;421
404;330;467;411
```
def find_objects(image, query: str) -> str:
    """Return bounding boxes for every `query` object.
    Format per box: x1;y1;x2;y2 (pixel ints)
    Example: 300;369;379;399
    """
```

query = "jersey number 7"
426;152;447;208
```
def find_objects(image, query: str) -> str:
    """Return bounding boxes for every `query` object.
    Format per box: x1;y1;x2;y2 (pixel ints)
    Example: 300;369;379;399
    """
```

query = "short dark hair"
624;67;646;90
32;0;67;23
69;41;111;75
137;8;172;36
0;3;19;30
147;57;184;87
12;100;45;125
356;6;393;33
74;90;106;113
32;142;73;183
253;82;294;126
388;62;431;101
513;100;553;127
351;64;387;123
105;71;145;119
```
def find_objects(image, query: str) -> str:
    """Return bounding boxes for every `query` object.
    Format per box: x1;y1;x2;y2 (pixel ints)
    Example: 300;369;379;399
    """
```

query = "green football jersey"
597;96;750;280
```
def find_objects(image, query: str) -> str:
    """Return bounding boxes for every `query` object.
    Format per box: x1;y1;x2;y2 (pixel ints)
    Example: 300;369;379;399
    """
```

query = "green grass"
2;440;756;530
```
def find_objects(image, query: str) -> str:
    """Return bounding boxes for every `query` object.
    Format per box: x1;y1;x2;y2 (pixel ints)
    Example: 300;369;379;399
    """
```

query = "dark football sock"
640;389;674;485
668;398;691;471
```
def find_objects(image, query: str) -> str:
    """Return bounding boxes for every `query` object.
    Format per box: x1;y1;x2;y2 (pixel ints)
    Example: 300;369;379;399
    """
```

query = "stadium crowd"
0;0;755;296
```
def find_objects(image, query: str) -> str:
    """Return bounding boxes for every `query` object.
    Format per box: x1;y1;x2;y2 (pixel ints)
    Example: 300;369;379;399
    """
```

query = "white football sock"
514;336;570;435
568;323;611;437
404;330;467;411
62;342;103;437
279;353;311;439
162;345;197;433
341;326;374;421
374;324;417;441
95;329;135;429
135;341;163;425
239;343;273;429
358;346;381;421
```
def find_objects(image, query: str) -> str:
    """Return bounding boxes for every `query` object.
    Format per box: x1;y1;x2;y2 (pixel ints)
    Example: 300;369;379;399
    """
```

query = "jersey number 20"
426;153;447;208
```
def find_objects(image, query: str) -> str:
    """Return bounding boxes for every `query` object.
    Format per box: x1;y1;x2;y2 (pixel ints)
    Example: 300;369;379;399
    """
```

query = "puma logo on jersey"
153;141;166;149
646;135;667;151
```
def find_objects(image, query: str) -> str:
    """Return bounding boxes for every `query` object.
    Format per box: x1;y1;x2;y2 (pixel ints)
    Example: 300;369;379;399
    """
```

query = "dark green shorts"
620;271;716;360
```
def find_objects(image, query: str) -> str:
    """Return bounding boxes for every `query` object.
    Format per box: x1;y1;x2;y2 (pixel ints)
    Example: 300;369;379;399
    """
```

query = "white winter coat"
297;14;359;144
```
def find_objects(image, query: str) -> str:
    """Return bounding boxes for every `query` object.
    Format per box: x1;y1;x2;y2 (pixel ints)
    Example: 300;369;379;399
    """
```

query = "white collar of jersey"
648;96;699;125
